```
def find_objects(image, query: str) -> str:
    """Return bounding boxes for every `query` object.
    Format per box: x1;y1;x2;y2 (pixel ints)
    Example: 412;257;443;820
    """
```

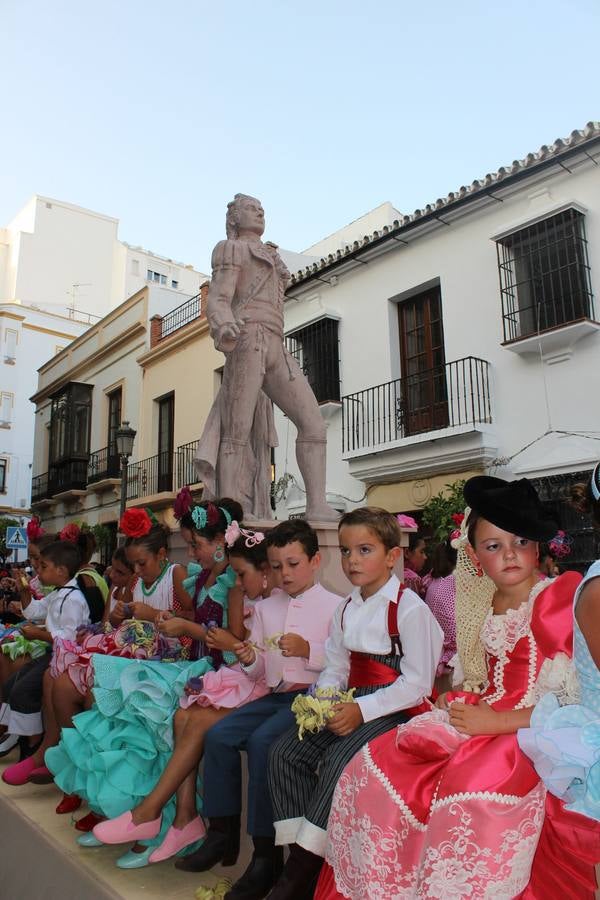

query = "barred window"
285;317;341;404
0;459;6;493
496;208;594;343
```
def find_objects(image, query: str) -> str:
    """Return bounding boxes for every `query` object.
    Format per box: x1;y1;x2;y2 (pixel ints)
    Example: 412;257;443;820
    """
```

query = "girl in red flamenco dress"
316;476;599;900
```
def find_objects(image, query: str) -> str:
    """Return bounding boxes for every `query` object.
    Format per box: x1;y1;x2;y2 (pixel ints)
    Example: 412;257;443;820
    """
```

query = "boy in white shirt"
267;507;444;899
1;540;90;784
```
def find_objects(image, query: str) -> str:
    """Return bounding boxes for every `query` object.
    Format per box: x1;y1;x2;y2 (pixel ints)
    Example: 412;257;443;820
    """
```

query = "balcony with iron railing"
341;357;496;480
126;451;175;500
48;459;89;496
87;446;120;484
31;472;50;504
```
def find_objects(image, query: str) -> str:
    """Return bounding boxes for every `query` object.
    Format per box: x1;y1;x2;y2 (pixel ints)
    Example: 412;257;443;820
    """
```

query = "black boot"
175;815;240;872
267;844;323;900
225;838;284;900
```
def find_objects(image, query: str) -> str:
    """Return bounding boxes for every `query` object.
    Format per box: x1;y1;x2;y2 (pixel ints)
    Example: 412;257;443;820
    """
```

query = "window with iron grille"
0;459;6;493
285;317;340;404
496;208;594;343
107;388;122;458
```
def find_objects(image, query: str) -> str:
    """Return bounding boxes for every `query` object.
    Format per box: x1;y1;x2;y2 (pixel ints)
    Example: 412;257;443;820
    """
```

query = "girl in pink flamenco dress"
316;477;600;900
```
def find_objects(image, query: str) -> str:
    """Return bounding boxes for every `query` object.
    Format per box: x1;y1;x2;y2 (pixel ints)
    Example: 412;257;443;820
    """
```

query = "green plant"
421;480;466;542
91;523;114;552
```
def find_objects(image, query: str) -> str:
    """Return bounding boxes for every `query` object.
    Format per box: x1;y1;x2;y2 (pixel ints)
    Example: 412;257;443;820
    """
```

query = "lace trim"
362;743;427;832
532;652;581;706
515;634;539;710
431;790;525;811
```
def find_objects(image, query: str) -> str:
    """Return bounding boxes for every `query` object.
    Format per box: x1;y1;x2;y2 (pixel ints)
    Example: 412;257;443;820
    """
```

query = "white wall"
0;303;89;514
276;155;600;514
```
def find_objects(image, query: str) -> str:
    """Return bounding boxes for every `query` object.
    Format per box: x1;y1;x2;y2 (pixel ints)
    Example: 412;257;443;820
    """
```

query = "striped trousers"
268;701;408;855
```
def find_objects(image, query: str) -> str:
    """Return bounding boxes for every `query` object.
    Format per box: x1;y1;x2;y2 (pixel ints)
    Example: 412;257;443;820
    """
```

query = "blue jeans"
202;691;297;838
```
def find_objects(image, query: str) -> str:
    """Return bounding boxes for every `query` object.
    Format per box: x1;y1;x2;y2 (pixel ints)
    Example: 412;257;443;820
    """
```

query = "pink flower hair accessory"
225;520;265;548
396;514;418;529
548;530;572;559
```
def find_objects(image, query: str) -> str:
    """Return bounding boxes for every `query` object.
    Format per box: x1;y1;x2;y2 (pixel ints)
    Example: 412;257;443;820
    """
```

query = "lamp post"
116;421;136;546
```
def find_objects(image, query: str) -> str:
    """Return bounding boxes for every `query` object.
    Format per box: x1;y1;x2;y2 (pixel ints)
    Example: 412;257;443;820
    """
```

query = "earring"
213;546;225;563
262;574;268;591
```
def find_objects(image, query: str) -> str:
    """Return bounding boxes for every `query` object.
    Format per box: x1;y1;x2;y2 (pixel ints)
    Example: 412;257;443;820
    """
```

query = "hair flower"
59;522;81;543
225;520;265;548
548;530;573;559
26;517;45;542
451;512;465;526
120;508;153;538
396;514;418;529
174;487;194;521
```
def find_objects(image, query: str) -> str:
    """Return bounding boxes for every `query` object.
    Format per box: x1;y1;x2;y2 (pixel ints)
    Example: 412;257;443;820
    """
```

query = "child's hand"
435;692;450;710
157;616;188;638
206;626;237;652
279;632;310;660
449;700;499;735
20;623;36;639
327;702;363;736
234;640;256;666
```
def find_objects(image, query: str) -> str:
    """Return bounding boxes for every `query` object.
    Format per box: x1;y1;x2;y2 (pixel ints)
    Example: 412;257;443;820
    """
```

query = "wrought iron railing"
48;459;89;495
87;446;120;483
177;439;201;487
31;472;49;503
126;451;175;500
496;207;595;343
285;317;341;404
342;356;492;454
160;293;201;340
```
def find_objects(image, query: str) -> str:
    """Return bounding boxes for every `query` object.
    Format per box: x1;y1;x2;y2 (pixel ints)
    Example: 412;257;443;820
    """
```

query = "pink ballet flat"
93;810;161;844
2;755;38;786
148;817;207;864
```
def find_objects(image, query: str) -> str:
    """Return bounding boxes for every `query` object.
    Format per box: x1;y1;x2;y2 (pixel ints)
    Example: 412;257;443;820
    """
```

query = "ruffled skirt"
518;692;600;821
46;653;213;849
179;663;269;710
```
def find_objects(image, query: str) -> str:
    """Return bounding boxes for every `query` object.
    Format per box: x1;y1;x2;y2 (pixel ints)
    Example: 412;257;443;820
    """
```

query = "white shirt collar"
350;573;400;604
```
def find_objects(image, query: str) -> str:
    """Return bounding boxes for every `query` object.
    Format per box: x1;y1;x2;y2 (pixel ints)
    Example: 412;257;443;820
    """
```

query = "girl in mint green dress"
47;498;243;869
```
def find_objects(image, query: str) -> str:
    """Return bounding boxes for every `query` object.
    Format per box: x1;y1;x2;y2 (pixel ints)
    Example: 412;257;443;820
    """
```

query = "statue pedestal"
169;519;411;599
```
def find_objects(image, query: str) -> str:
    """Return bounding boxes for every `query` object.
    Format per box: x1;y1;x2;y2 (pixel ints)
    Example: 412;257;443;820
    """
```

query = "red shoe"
56;793;82;815
75;811;105;832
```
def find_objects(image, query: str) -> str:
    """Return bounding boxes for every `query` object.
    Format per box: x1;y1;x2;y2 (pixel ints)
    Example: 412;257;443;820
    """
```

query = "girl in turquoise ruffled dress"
46;496;243;869
519;462;600;824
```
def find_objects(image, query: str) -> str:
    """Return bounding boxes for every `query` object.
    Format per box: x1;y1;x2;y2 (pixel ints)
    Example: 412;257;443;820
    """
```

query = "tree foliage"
0;517;20;561
421;480;466;543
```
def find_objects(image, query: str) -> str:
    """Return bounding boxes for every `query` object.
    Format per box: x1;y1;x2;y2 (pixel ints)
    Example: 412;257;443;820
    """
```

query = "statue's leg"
219;340;263;512
263;343;339;521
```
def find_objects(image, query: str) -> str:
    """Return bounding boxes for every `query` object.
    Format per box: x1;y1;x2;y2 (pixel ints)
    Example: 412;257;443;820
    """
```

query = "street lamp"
116;421;136;545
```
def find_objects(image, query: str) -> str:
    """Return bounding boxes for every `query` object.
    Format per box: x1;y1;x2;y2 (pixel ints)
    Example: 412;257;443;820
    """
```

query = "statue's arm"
206;240;242;338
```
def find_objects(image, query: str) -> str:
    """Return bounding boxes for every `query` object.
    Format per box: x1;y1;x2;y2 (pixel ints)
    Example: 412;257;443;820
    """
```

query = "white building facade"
277;122;600;568
0;195;208;518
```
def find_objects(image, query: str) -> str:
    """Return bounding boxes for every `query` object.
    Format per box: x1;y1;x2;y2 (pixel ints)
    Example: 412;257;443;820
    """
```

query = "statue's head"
226;194;265;239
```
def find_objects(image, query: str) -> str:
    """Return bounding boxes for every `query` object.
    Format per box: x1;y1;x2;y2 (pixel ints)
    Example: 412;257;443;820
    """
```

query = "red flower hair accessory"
206;503;220;527
120;508;153;538
26;517;45;541
60;523;81;543
174;486;193;521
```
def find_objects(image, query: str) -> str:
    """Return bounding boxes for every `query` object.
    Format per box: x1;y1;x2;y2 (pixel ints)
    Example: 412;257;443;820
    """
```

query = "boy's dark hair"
41;541;81;578
180;498;244;541
227;533;270;568
125;524;170;554
29;532;57;550
430;540;457;579
338;507;401;552
265;519;319;559
113;546;134;571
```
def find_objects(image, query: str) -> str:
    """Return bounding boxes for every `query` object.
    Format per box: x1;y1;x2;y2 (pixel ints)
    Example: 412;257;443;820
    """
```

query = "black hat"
463;476;558;541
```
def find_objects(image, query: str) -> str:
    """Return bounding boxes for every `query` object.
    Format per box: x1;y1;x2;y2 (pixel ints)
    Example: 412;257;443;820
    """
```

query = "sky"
2;0;599;273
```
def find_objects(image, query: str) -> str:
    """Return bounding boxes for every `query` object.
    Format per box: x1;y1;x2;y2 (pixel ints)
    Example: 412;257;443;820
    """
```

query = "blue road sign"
6;526;28;550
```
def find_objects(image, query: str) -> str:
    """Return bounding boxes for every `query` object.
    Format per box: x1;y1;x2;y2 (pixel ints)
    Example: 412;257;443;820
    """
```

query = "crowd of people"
0;468;599;899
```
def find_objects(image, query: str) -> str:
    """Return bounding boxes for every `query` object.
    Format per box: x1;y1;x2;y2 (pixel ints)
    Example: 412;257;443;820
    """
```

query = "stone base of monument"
171;520;409;596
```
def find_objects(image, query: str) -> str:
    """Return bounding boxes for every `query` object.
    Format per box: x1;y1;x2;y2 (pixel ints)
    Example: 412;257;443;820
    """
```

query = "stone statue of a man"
195;194;338;521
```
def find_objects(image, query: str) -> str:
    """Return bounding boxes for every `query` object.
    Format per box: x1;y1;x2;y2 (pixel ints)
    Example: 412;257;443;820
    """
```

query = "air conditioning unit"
20;499;27;508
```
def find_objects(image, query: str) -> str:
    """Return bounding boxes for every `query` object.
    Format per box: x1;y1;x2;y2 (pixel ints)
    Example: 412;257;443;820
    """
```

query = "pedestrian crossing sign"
6;526;28;549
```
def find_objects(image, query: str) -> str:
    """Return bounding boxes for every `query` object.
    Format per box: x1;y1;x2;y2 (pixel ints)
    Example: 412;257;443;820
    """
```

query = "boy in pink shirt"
176;519;342;899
